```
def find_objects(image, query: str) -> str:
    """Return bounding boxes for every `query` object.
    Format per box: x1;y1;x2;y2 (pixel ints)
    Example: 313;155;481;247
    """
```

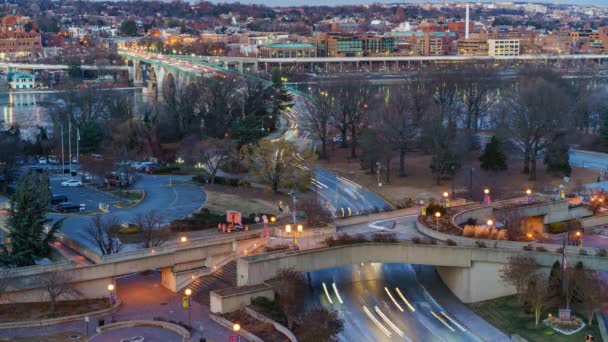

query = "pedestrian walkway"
186;261;237;306
416;265;511;342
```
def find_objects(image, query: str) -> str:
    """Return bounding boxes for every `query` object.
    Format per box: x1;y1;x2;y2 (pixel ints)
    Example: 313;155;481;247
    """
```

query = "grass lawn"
0;299;111;322
318;147;598;206
468;295;601;341
203;184;288;217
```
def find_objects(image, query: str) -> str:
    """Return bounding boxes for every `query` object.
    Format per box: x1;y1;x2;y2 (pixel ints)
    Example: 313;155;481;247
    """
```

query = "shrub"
372;232;397;243
497;230;509;240
251;297;287;326
118;224;141;235
193;174;251;187
596;248;608;257
475;241;487;248
325;233;368;247
523;244;534;251
489;228;499;240
152;166;181;174
474;226;490;239
535;246;548;252
169;211;226;232
579;249;588;256
463;225;475;238
264;244;290;252
425;203;446;216
465;217;477;226
547;222;567;234
446;239;457;246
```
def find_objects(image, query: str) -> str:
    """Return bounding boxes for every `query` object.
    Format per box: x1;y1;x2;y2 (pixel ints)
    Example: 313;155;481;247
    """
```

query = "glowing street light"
443;191;449;207
285;224;303;245
435;212;441;230
483;188;491;205
184;288;192;326
180;236;188;243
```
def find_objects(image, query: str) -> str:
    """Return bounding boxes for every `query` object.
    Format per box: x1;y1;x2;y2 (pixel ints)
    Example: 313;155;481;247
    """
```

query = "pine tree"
1;171;63;267
601;111;608;143
270;68;293;118
544;131;571;176
479;136;507;172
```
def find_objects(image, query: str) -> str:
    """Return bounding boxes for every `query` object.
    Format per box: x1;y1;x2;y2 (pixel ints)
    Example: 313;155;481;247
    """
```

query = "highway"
305;263;482;342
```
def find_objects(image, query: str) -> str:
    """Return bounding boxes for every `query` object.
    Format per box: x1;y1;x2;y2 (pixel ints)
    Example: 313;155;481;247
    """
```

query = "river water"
0;88;153;140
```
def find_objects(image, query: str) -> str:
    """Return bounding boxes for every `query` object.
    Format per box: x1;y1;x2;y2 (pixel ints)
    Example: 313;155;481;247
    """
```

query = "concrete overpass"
2;232;265;303
236;241;608;304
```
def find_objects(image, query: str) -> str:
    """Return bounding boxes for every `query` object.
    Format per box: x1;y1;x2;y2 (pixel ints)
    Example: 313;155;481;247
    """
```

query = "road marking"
332;283;344;304
440;311;466;332
431;311;455;332
395;288;416;312
362;305;392;338
384;287;404;312
374;306;406;338
322;282;333;304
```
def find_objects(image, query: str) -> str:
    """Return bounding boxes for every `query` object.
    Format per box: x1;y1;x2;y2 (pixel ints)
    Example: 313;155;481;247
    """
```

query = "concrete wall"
210;284;274;314
3;275;115;304
437;261;516;303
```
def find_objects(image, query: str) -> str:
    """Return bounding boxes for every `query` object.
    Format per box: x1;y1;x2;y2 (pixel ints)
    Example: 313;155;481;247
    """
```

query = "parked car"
51;194;68;205
38;157;47;165
60;179;83;187
58;202;82;213
48;155;58;164
144;165;157;174
71;156;78;164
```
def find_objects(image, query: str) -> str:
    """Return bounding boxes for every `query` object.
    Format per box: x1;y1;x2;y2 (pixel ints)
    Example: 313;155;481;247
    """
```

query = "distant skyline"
195;0;607;7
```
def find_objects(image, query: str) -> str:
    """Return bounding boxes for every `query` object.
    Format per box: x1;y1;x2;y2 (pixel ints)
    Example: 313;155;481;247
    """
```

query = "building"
416;33;443;56
488;39;520;56
457;38;489;55
0;30;42;60
7;72;34;89
313;33;394;57
259;43;316;58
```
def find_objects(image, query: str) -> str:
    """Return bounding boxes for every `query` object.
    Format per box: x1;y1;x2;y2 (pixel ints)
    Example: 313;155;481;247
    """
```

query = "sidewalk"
416;265;511;342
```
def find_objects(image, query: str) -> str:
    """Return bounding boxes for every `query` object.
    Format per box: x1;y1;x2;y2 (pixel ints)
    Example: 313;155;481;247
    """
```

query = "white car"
38;157;47;165
60;179;83;187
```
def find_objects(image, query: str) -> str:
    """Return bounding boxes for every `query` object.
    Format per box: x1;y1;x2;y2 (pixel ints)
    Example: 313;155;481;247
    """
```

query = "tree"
336;78;372;158
428;122;461;185
78;121;104;153
41;272;81;313
479;136;507;172
0;123;21;192
242;139;316;193
499;256;540;304
199;138;235;184
299;196;333;227
562;263;584;309
600;110;608;143
524;273;552;326
578;270;607;325
302;90;333;160
379;83;420;177
270;68;293;117
119;20;138;36
544;131;571;177
2;171;63;267
460;65;497;131
135;211;170;248
270;268;306;330
296;308;344;342
197;77;242;139
81;215;123;255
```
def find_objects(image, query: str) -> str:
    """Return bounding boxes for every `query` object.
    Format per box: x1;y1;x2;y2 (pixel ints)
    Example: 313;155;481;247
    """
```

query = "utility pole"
76;126;80;163
60;122;64;171
376;161;382;190
68;119;72;173
289;189;296;225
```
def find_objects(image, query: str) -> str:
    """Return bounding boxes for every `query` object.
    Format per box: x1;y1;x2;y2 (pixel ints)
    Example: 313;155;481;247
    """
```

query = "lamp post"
289;189;296;225
487;219;493;228
526;188;532;203
483;188;491;205
184;288;192;326
233;323;241;342
108;284;116;322
443;191;449;208
435;212;441;231
285;224;303;246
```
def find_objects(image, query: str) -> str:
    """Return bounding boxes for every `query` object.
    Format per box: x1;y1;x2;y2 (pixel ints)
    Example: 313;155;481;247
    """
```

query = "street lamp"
108;284;116;321
233;323;241;342
180;236;187;243
526;188;532;203
285;224;303;245
483;188;491;205
443;191;449;207
435;212;441;230
487;219;493;228
184;288;192;326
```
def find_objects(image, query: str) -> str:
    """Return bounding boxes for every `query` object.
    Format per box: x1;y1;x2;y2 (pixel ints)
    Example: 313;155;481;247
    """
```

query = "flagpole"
76;126;80;163
68;119;72;173
61;122;64;171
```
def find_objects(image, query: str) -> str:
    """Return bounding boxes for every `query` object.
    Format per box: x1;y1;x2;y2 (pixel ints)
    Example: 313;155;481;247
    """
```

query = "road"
305;263;482;342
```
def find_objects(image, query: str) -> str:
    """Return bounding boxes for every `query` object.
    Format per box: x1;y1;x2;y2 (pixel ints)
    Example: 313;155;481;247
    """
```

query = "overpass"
236;241;608;304
2;231;265;303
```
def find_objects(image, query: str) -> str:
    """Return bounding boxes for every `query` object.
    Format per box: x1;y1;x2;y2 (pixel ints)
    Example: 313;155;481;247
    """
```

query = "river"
0;88;153;141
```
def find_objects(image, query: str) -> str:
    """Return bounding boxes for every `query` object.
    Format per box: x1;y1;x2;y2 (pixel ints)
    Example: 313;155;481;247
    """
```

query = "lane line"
374;306;406;339
322;282;333;304
395;287;416;312
332;283;344;304
362;305;392;338
384;287;404;312
431;311;456;332
440;311;466;332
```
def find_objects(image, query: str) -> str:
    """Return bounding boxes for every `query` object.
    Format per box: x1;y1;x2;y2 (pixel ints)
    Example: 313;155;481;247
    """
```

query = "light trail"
384;287;404;312
322;282;333;304
431;311;456;332
441;311;466;332
362;306;392;338
395;287;416;312
374;306;406;338
332;283;343;304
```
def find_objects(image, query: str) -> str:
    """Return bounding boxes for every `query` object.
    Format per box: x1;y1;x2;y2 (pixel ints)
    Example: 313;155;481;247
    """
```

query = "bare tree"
500;256;541;304
524;273;553;327
296;308;344;342
81;215;124;255
460;65;497;131
578;270;608;325
135;211;170;248
429;68;461;129
199;138;235;184
331;77;372;157
270;268;306;330
302;89;334;159
299;196;333;227
41;272;82;313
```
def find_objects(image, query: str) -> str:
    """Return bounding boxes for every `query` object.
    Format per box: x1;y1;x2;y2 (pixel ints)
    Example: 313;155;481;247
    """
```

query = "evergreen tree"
547;260;562;302
479;136;507;172
1;171;63;267
600;111;608;143
270;68;293;119
544;131;571;176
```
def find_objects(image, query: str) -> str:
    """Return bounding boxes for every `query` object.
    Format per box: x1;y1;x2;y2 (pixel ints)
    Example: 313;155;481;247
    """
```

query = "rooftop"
264;43;314;48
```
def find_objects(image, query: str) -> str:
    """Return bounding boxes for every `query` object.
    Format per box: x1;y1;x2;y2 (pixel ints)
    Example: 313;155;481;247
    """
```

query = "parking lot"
49;175;117;213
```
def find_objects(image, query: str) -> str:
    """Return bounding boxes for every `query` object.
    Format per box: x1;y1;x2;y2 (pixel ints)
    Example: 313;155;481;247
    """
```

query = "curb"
113;189;146;209
0;299;121;329
93;319;190;342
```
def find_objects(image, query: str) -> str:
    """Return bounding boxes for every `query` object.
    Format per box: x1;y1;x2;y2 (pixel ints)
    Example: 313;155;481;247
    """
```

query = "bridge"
2;231;265;303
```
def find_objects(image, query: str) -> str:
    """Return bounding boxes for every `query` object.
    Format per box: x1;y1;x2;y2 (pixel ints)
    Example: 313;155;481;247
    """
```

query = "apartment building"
488;39;520;56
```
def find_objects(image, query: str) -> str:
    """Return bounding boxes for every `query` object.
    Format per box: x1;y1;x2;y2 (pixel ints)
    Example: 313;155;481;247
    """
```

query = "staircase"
183;261;237;306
